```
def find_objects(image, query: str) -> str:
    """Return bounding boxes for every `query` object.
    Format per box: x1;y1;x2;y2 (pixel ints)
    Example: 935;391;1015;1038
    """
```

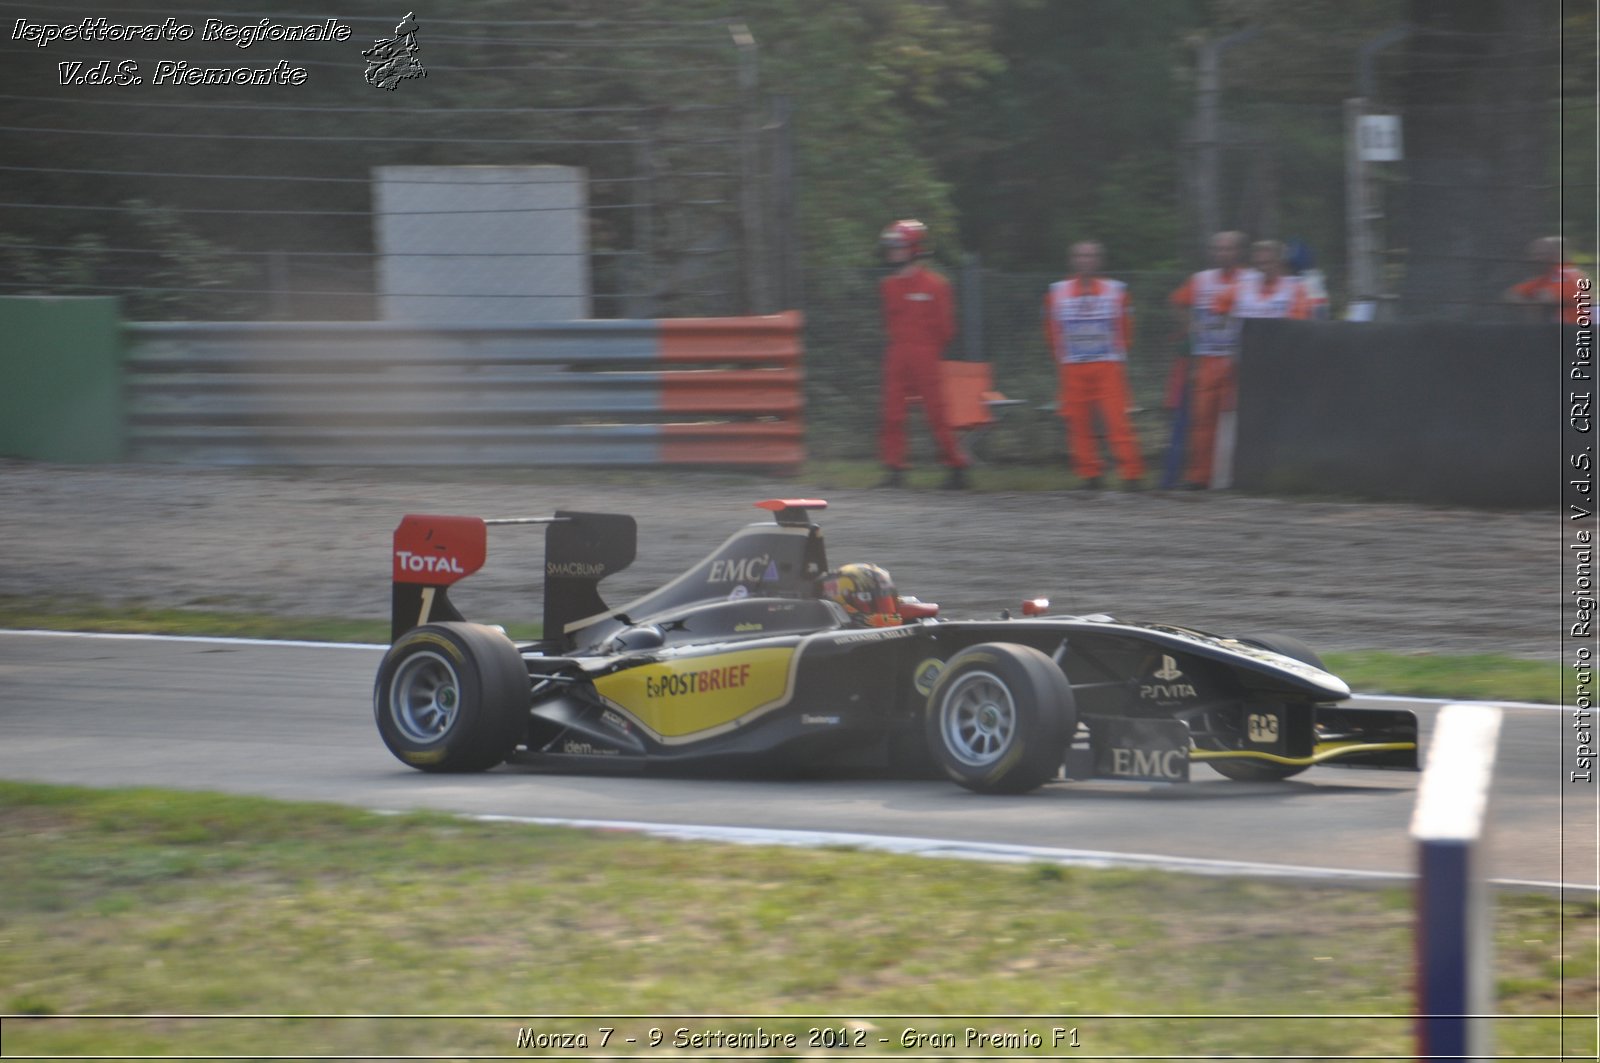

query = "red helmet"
880;219;929;261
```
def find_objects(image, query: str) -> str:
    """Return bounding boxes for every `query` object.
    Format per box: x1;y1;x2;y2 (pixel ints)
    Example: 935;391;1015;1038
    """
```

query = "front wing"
1079;706;1420;783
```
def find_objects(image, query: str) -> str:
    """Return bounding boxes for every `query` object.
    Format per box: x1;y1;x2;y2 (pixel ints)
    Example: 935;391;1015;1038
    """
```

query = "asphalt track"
1;630;1593;890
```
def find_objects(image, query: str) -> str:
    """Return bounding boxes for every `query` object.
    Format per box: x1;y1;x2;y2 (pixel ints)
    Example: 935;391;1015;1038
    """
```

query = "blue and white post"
1411;702;1504;1062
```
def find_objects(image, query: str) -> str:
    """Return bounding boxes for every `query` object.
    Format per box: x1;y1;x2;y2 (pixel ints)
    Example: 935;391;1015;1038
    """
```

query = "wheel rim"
389;650;462;744
939;670;1017;767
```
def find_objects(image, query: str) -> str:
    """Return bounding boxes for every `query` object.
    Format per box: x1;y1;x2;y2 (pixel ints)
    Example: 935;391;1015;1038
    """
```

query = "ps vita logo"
1139;655;1196;700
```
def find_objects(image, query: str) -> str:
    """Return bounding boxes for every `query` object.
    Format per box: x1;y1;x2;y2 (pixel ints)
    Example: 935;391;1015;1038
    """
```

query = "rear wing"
390;511;637;645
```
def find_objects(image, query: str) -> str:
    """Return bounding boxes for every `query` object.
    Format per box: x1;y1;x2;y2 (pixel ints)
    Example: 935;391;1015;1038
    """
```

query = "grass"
1325;650;1560;705
0;782;1593;1059
0;595;1561;704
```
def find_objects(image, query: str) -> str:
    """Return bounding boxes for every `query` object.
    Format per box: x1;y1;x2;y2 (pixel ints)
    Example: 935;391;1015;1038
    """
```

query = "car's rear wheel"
374;622;528;772
1200;633;1325;782
924;642;1075;794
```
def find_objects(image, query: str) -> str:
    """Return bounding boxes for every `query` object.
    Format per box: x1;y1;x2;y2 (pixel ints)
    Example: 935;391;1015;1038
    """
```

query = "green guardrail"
0;296;124;462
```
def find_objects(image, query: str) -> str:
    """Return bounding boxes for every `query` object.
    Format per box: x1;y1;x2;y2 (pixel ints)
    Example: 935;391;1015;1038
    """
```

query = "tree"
1396;0;1561;318
1560;1;1598;262
925;0;1204;271
706;0;1004;274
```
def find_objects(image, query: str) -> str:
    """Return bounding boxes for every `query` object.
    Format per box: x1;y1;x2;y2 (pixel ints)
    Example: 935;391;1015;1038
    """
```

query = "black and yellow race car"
374;499;1418;794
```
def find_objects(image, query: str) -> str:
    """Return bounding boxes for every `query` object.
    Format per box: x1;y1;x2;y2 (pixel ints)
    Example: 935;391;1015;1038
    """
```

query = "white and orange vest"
1171;268;1257;357
1226;272;1312;320
1511;264;1592;326
1045;277;1131;364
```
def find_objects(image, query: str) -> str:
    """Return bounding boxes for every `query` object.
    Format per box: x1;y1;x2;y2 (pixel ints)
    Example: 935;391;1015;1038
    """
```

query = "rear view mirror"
607;624;666;653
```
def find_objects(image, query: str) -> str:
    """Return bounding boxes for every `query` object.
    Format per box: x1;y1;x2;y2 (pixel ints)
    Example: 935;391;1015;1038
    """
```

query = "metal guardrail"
123;312;805;469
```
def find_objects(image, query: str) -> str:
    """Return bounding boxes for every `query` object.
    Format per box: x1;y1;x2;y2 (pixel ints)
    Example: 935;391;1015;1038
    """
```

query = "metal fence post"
770;94;800;312
1344;96;1378;314
632;120;658;320
961;254;984;362
1345;27;1411;322
1191;27;1259;252
731;22;768;315
267;251;291;320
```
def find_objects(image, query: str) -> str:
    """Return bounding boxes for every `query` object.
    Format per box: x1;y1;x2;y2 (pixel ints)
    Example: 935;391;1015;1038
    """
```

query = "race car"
374;499;1418;794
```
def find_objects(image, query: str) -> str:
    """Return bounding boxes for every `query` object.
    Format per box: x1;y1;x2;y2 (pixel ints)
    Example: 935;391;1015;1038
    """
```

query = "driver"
820;562;901;627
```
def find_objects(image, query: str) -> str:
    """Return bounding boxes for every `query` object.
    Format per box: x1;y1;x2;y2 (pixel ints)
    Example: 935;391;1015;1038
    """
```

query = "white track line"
459;813;1597;892
0;628;388;651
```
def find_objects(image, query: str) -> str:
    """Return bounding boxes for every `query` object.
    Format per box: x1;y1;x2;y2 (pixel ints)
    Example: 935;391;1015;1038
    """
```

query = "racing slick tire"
1201;633;1325;782
1242;633;1326;671
374;622;528;773
924;642;1075;795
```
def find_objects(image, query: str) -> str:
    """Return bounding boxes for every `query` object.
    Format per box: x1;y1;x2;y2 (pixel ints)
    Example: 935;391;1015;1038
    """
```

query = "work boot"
943;466;969;491
875;468;905;489
1079;476;1104;491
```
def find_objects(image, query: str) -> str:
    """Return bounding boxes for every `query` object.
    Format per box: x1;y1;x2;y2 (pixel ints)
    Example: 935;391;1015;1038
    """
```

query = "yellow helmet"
821;562;900;627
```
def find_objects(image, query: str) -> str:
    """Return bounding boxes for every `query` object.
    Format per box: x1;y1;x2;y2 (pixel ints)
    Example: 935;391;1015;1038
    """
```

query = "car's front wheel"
924;642;1075;794
374;622;528;772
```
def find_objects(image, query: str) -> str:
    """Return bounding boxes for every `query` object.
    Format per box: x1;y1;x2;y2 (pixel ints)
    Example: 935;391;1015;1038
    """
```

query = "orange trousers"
1057;361;1145;481
1183;356;1235;486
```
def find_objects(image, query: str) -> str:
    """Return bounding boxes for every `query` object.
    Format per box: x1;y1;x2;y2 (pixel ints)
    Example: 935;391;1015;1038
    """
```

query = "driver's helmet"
820;562;900;627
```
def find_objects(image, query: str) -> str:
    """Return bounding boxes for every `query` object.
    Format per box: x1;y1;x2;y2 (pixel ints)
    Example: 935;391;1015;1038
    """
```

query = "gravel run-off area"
0;461;1560;659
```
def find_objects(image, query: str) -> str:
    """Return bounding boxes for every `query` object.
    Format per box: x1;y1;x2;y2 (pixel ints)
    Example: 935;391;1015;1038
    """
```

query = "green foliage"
0;203;250;319
1209;0;1408;100
0;233;108;292
927;0;1205;271
120;201;254;320
1561;4;1598;249
718;0;1003;269
0;0;1585;320
1090;158;1189;271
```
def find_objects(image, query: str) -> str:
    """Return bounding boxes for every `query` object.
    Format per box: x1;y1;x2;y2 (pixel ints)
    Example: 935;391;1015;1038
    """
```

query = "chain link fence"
802;266;1191;465
1187;19;1591;324
0;11;790;323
